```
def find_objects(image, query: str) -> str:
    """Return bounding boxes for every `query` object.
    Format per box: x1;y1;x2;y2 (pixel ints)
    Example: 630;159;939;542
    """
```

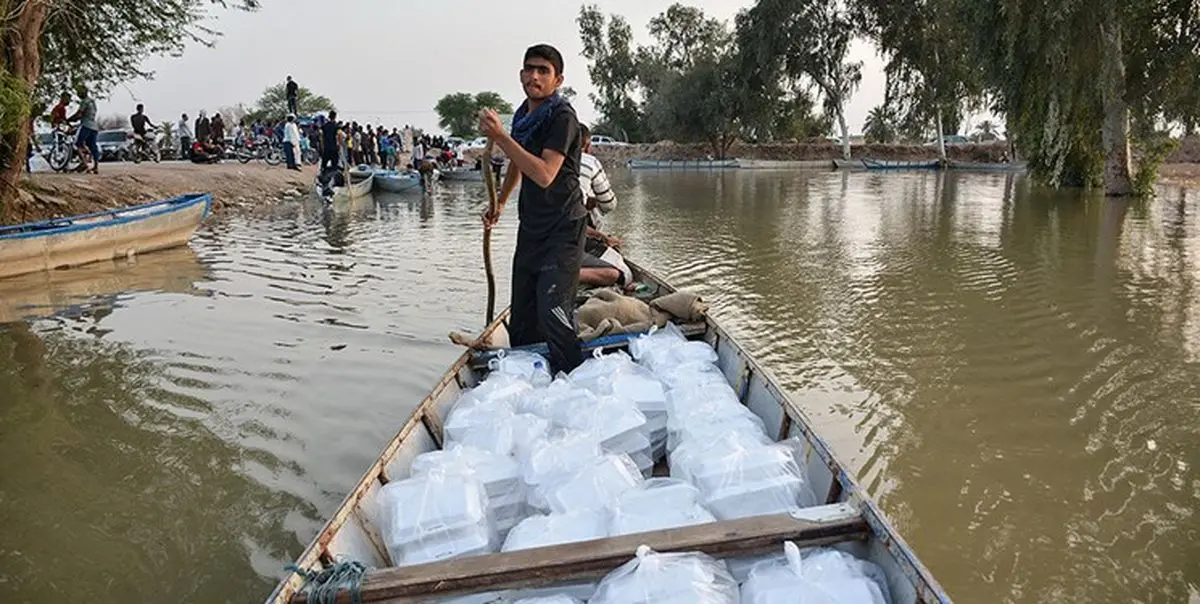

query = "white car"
464;137;489;150
590;134;628;146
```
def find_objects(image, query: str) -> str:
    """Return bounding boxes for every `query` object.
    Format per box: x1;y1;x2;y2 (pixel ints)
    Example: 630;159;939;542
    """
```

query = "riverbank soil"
5;161;313;226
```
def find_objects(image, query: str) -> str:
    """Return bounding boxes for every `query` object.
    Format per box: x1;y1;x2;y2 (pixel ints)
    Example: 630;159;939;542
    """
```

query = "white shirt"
579;152;615;227
177;119;192;139
283;122;301;144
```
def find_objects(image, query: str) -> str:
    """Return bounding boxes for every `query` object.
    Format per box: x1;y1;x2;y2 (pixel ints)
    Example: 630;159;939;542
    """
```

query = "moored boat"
833;158;867;170
266;260;951;604
862;158;942;171
372;170;423;193
0;192;211;280
316;168;375;202
946;160;1027;172
626;158;741;170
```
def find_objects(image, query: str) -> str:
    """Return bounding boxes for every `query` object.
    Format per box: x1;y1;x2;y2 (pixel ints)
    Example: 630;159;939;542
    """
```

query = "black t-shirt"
321;121;339;152
286;81;298;99
516;103;586;238
130;113;151;135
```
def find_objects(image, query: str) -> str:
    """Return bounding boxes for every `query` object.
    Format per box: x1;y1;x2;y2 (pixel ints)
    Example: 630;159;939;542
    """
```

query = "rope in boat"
286;560;367;604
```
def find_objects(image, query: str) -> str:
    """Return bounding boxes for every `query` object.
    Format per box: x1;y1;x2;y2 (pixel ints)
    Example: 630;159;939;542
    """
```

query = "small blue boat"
626;158;741;170
0;193;212;280
372;169;423;193
862;159;942;171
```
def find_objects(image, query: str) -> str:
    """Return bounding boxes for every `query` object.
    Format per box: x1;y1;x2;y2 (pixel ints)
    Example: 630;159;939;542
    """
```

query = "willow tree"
958;0;1200;195
0;0;258;218
852;0;982;159
737;0;863;159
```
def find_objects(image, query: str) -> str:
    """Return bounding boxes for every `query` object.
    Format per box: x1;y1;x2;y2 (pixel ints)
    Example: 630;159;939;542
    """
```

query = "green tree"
851;0;983;160
973;119;998;142
245;83;334;124
0;0;259;219
863;105;898;143
644;54;744;158
738;0;863;159
434;91;513;137
577;4;648;142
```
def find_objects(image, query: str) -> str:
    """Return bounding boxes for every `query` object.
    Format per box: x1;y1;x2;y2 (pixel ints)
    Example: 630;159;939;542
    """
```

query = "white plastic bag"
544;453;644;514
411;444;527;534
487;350;552;386
671;433;818;520
590;545;738;604
444;401;517;456
376;470;497;566
608;478;716;536
519;430;604;511
740;542;892;604
628;322;689;364
501;508;609;551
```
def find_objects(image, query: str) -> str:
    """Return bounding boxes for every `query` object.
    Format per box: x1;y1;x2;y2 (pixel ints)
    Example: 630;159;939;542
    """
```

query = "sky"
93;0;933;137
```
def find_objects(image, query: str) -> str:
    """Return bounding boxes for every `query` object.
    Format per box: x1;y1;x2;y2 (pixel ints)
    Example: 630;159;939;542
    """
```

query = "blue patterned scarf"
510;93;565;148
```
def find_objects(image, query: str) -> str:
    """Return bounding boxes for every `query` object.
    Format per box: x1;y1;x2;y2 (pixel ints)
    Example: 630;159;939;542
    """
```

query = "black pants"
321;148;339;171
510;218;587;374
180;136;191;159
287;97;297;115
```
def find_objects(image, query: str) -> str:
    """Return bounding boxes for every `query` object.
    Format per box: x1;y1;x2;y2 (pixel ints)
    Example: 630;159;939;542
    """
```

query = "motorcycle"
234;135;282;165
129;130;162;164
46;124;84;173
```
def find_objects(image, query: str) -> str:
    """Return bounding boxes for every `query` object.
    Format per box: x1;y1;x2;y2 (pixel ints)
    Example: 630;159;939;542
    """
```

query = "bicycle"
46;124;85;173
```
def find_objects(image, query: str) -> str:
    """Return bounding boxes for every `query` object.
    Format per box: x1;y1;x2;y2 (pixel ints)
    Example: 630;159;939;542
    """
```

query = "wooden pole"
480;139;498;324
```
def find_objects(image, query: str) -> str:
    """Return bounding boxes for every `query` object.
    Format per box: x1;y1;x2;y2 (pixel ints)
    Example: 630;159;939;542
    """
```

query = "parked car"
464;136;489;151
97;129;133;161
590;134;628;146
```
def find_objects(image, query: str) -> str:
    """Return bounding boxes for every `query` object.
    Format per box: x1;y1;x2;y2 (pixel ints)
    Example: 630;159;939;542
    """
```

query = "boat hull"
0;193;211;280
265;260;951;604
373;170;422;193
862;159;942;170
318;171;375;201
627;158;741;170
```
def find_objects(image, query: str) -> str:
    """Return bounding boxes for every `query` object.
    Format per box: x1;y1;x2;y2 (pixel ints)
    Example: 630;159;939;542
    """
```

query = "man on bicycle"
49;92;70;128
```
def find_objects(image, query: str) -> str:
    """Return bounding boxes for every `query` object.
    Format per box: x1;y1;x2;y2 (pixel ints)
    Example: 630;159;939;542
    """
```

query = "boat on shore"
862;159;943;171
372;170;422;193
266;260;951;604
627;158;741;170
317;168;375;202
833;158;867;170
0;193;211;280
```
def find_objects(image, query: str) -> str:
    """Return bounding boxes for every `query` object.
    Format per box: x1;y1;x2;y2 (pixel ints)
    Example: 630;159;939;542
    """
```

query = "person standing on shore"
286;76;299;115
195;111;211;148
478;43;587;374
282;114;302;171
66;85;99;174
178;113;192;159
320;110;340;170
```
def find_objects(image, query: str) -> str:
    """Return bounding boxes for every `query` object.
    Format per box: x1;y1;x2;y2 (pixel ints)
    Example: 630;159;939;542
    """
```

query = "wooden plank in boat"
290;504;866;603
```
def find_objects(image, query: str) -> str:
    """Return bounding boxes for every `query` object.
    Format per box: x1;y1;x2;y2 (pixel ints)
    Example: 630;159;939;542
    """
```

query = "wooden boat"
833;158;867;170
318;169;375;202
946;160;1027;172
266;260;952;604
372;170;422;193
0;193;211;281
862;159;942;171
626;158;741;170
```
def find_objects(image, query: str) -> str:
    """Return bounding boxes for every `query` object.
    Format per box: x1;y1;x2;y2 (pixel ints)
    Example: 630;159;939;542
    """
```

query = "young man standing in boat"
478;43;587;374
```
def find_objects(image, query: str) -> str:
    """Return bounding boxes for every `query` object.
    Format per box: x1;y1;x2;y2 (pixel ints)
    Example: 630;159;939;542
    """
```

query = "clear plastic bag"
444;403;517;456
608;478;717;536
568;349;638;394
544;453;644;514
741;542;892;604
514;376;588;419
500;508;609;551
590;545;739;604
511;596;585;604
376;469;497;567
487;350;552;386
628;322;689;364
411;444;527;534
671;433;818;520
656;360;730;393
519;430;605;511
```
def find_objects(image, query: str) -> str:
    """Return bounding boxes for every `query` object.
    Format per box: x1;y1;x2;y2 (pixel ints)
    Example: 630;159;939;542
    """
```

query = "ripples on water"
0;171;1197;602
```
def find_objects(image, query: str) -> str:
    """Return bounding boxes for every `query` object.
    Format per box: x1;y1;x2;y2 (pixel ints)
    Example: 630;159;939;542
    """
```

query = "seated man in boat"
479;44;587;374
576;125;629;288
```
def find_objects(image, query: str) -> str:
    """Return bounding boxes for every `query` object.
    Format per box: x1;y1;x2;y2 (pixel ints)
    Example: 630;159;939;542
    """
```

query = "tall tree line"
578;0;1200;196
